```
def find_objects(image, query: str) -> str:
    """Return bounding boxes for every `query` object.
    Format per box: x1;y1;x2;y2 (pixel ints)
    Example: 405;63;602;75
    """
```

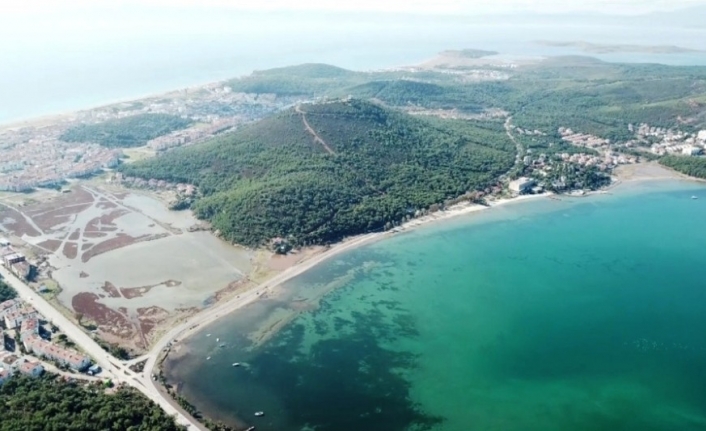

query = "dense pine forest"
120;57;706;247
0;376;183;431
60;113;192;148
120;99;515;246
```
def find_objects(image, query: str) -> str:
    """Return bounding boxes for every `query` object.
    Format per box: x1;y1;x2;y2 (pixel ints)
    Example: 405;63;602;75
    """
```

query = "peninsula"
1;50;706;430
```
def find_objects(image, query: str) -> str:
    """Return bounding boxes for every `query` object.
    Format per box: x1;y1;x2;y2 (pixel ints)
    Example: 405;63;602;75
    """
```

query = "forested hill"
120;99;515;246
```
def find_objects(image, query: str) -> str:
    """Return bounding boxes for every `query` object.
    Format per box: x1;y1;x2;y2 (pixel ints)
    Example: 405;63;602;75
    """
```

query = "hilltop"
120;99;515;246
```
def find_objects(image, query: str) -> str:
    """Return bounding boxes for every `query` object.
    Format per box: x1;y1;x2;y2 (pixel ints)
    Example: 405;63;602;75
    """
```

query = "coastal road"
0;266;205;431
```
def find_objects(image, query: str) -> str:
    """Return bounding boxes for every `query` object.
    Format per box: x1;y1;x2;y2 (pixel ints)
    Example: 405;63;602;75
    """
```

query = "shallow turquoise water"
166;180;706;431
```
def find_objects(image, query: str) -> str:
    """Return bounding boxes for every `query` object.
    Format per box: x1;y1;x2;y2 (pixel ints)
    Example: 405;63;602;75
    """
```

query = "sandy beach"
148;162;697;361
145;190;553;370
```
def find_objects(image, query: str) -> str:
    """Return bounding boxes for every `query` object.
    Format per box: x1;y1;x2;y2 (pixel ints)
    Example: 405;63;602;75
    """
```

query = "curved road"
0;266;204;431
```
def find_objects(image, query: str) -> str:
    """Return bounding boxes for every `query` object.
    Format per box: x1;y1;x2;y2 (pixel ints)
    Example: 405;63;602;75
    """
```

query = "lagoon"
166;179;706;431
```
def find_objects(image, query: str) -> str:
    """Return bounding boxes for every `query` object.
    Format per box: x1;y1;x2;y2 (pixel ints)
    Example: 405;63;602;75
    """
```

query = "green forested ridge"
60;113;192;148
0;375;183;431
120;99;515;246
660;155;706;178
228;59;706;138
0;279;17;302
122;58;706;247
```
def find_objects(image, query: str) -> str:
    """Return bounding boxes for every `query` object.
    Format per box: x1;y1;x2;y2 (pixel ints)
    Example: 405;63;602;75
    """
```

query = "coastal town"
1;239;101;387
0;85;295;192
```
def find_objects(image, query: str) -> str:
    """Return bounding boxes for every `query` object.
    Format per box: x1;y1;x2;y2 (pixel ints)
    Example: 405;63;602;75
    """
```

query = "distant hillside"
227;63;366;96
60;114;192;148
120;99;515;246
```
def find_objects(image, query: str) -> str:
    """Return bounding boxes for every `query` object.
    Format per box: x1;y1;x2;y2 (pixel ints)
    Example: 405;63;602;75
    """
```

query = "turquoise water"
166;180;706;431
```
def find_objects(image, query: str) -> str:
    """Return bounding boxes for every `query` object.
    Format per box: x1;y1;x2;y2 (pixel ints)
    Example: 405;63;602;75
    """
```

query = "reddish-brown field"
101;282;121;298
31;204;92;231
62;242;78;259
68;229;80;241
81;233;139;263
72;292;136;339
0;206;41;237
36;239;62;252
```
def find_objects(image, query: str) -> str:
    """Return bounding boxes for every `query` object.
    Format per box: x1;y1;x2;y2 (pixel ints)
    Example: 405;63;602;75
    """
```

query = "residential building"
23;335;91;371
0;238;9;247
11;261;32;280
19;318;39;341
698;130;706;142
16;359;44;377
0;368;11;385
0;298;22;315
4;306;38;330
2;252;25;266
682;145;703;156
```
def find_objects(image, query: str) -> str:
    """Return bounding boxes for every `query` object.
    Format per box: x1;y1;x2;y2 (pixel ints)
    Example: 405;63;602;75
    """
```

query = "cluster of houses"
0;358;45;386
1;238;33;280
0;297;93;386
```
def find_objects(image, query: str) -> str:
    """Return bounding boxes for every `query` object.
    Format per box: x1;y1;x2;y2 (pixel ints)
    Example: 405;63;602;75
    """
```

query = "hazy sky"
3;0;706;15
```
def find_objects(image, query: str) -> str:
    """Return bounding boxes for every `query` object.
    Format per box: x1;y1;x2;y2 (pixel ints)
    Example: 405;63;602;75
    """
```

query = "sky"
2;0;706;15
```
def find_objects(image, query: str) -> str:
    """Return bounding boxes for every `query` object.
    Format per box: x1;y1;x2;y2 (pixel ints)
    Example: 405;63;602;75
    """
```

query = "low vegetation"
0;375;183;431
60;113;192;148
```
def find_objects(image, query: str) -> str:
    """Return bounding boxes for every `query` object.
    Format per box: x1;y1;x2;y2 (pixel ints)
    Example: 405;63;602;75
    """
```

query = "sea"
2;9;706;125
165;179;706;431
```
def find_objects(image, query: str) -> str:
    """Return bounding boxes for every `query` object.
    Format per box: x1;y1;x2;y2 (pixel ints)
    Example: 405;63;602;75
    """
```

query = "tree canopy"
120;100;515;246
660;155;706;179
0;375;184;431
60;114;192;148
0;279;17;302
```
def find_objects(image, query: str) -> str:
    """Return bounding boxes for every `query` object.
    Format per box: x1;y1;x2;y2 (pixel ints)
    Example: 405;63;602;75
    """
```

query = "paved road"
0;266;204;431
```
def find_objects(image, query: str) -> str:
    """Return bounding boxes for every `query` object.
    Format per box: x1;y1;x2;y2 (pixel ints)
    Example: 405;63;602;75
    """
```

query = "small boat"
245;427;256;431
692;196;698;200
216;338;220;342
206;334;211;337
206;356;211;360
254;411;265;417
232;362;241;367
219;343;226;348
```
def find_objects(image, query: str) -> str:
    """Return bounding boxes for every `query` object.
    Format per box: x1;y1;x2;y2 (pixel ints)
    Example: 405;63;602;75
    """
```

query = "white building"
697;130;706;142
682;145;703;156
509;177;536;194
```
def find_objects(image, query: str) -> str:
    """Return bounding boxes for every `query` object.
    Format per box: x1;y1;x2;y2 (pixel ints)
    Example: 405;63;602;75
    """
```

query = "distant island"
437;49;499;59
535;40;703;54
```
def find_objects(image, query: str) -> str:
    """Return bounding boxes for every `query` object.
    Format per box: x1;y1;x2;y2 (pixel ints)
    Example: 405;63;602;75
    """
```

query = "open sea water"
2;8;706;125
166;179;706;431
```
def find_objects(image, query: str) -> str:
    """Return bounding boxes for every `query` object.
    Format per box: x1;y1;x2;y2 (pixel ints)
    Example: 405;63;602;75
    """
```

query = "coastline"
145;193;553;370
149;162;695;367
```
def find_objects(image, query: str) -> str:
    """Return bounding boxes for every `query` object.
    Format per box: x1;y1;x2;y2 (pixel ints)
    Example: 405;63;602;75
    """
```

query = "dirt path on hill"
295;104;336;155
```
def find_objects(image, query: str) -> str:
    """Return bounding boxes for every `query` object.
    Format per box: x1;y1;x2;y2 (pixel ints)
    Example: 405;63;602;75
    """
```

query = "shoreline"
144;193;553;368
131;162;704;429
148;162;697;362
